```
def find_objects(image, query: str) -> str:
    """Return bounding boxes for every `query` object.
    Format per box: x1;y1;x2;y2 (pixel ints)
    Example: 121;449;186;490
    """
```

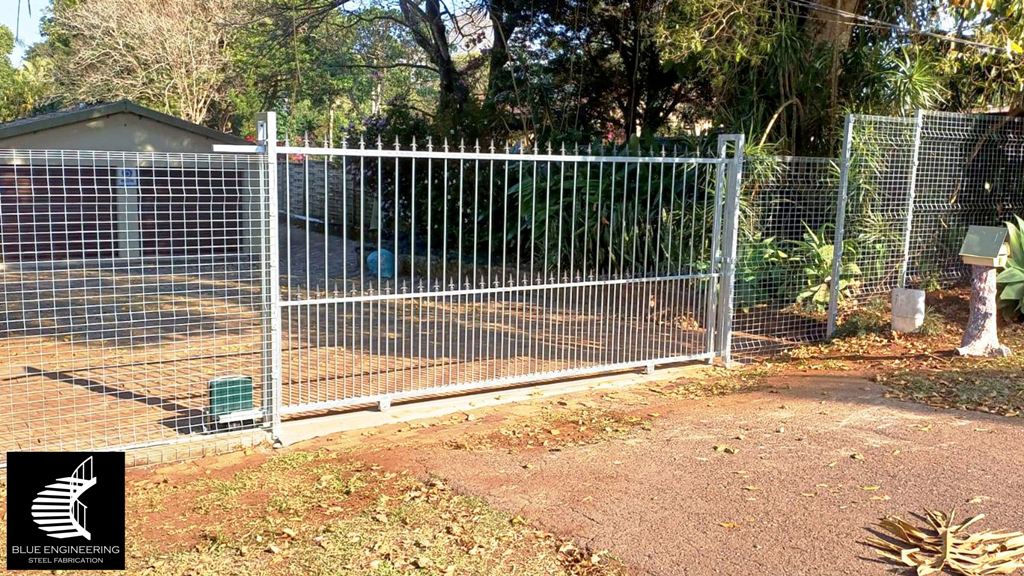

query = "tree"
44;0;249;127
0;25;47;122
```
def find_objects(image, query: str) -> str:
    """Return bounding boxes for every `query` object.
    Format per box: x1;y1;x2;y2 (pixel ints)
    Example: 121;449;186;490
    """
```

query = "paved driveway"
370;373;1024;575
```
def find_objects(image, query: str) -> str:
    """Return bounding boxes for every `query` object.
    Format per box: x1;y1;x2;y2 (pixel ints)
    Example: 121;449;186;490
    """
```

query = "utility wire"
786;0;1004;53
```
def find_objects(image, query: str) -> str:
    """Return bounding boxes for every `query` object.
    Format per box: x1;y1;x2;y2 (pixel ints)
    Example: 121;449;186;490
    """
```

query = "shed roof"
0;100;249;145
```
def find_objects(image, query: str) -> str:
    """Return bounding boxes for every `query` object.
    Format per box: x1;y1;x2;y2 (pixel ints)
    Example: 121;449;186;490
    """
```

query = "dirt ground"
353;372;1024;576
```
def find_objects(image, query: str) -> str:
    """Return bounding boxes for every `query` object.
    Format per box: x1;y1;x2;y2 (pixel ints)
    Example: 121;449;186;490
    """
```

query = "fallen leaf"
861;486;881;492
851;452;865;461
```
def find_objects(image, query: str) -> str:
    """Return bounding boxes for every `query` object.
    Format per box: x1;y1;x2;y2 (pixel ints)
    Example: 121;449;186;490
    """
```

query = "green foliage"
874;47;948;115
831;297;889;338
0;25;47;122
12;0;1024;150
735;234;789;311
508;148;717;276
789;222;861;309
997;215;1024;316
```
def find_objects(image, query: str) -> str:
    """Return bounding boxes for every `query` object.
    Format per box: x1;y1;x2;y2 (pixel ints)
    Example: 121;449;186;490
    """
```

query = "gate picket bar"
218;112;744;438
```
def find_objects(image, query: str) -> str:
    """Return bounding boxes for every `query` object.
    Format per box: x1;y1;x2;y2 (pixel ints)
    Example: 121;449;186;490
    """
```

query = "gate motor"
204;375;263;432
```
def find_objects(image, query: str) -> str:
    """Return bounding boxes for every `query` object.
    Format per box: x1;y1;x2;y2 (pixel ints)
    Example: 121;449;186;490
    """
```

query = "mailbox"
959;226;1009;268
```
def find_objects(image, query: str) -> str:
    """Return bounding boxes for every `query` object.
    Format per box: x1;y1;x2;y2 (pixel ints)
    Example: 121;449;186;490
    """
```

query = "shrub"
789;222;861;309
997;215;1024;317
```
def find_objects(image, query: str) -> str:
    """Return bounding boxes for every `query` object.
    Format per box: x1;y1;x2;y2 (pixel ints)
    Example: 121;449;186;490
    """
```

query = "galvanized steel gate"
221;113;744;435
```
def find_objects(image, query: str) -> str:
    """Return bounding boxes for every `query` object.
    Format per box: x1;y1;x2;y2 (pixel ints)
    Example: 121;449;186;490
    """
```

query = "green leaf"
1006;220;1024;262
997;266;1024;284
999;282;1024;302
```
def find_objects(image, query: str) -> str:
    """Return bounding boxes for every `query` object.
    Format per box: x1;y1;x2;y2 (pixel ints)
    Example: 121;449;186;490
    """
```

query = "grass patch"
832;297;949;339
445;407;653;452
0;449;627;575
881;356;1024;417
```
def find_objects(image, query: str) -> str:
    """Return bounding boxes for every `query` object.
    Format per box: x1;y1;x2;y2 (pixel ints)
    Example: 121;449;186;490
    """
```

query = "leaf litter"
866;509;1024;575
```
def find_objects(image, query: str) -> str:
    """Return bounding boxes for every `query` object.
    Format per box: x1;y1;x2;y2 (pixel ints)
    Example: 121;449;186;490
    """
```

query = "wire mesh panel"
908;111;1024;288
827;110;1024;336
0;150;268;464
841;114;919;299
731;155;840;355
274;140;734;413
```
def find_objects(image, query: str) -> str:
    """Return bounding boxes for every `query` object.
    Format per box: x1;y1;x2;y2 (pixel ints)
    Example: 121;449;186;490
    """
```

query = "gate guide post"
716;134;745;365
705;137;728;362
257;112;284;442
827;115;855;337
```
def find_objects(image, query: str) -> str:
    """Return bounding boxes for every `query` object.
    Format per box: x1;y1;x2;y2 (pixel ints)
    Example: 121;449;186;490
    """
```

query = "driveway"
359;372;1024;575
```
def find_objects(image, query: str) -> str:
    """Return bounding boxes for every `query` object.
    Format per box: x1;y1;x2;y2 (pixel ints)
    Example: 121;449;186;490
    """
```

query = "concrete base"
278;365;708;447
891;288;926;333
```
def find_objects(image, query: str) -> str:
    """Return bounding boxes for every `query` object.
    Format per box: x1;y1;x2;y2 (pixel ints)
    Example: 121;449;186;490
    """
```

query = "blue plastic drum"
366;249;396;279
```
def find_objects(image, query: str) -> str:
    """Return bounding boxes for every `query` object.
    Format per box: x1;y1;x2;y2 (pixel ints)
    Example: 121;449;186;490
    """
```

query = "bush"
789;222;861;310
997;215;1024;317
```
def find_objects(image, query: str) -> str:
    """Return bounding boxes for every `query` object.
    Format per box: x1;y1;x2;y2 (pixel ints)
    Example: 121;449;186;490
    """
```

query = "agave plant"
997;215;1024;315
789;222;861;309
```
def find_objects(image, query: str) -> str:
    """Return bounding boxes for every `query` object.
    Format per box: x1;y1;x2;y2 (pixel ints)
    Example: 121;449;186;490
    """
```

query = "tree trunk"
957;265;1011;357
807;0;864;49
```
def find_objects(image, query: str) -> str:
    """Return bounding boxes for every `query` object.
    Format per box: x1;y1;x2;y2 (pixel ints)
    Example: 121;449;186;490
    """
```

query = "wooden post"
957;264;1010;357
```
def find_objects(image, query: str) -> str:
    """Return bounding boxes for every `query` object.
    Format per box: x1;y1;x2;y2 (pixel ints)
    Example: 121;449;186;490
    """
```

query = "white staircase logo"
30;457;96;541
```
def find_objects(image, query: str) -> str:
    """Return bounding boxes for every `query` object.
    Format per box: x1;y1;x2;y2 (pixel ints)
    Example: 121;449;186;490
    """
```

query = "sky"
1;0;48;67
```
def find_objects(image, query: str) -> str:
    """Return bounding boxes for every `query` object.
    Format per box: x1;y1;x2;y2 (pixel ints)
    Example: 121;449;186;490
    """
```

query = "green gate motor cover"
208;375;254;417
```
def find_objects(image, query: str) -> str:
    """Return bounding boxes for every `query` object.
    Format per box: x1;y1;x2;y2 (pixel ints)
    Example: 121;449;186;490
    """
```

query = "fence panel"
731;155;840;355
908;111;1024;288
828;110;1024;335
272;139;737;414
0;149;269;464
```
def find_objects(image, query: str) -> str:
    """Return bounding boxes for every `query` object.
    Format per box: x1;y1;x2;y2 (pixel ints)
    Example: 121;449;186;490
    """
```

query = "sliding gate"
230;114;744;421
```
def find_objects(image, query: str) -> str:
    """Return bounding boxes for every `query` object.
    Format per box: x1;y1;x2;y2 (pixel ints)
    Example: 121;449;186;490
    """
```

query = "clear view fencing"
0;149;268;462
1;109;1021;464
826;111;1024;333
271;125;745;415
731;155;840;354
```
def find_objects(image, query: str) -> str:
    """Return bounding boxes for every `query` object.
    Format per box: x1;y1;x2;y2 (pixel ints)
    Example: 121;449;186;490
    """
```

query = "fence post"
716;134;745;364
705;137;728;362
898;109;924;289
827;115;855;337
257;111;283;442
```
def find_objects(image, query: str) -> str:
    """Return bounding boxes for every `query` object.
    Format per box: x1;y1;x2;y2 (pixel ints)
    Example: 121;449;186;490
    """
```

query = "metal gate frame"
216;113;744;441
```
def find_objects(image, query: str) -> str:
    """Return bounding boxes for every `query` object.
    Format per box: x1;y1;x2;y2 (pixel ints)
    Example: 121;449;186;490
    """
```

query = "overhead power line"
786;0;1005;53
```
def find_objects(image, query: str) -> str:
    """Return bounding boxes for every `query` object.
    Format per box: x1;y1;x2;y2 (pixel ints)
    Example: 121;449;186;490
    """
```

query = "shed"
0;101;259;263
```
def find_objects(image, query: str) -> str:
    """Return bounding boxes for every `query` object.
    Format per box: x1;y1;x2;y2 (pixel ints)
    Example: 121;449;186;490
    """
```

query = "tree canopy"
3;0;1024;153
